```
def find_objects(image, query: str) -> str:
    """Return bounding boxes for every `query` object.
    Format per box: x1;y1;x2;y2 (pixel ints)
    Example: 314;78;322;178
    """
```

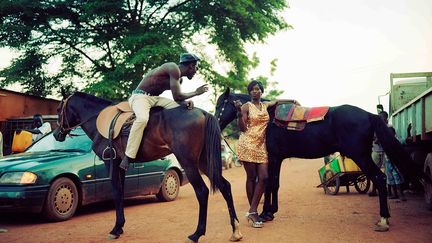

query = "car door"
94;154;141;200
137;159;166;195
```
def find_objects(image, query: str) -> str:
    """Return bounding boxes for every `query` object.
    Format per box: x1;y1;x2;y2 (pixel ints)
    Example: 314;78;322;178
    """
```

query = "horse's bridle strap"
57;95;97;134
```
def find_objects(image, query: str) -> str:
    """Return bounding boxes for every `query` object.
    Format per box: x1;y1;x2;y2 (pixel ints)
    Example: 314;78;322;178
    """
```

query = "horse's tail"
203;113;222;193
372;114;429;184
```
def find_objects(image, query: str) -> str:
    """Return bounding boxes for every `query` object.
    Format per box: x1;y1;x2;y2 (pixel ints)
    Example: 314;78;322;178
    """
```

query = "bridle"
57;95;96;136
216;97;238;156
216;98;234;123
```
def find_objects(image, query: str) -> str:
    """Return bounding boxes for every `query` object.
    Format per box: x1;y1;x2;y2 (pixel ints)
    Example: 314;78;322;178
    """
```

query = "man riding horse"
120;53;209;170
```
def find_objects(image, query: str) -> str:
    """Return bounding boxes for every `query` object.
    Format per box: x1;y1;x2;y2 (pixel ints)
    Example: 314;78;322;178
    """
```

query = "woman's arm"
234;100;248;132
264;99;300;108
237;105;248;132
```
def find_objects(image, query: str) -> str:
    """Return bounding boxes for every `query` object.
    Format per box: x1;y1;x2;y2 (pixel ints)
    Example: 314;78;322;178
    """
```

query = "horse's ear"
223;87;230;99
60;86;75;99
60;87;68;100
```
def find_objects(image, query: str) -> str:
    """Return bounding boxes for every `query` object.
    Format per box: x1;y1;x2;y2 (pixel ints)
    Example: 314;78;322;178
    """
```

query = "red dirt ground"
1;158;431;242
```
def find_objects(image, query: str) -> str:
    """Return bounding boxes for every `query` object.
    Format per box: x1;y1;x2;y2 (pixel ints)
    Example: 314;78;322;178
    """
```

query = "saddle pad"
274;103;329;131
96;102;134;139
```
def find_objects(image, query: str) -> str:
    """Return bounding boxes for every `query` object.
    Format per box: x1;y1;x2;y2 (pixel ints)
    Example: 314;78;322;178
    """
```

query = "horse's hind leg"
182;165;209;242
351;154;390;231
218;176;243;241
108;160;126;239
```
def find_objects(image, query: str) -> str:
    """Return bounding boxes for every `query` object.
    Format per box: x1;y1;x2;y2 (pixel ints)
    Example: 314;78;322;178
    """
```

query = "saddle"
273;103;329;131
96;102;134;139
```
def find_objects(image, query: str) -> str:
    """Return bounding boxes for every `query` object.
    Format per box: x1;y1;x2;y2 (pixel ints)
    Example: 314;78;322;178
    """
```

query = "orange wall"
0;89;60;121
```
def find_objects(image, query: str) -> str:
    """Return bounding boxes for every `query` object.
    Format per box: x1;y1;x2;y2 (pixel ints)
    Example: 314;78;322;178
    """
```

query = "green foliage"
0;0;289;100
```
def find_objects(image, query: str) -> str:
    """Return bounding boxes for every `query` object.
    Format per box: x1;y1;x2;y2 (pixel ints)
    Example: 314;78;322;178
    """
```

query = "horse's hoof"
260;212;274;222
187;234;200;243
374;224;389;232
229;232;243;242
185;238;197;243
107;233;120;240
374;217;390;232
230;220;243;241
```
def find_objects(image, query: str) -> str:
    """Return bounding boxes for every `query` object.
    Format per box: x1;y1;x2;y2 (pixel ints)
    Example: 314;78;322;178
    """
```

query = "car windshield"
27;128;92;153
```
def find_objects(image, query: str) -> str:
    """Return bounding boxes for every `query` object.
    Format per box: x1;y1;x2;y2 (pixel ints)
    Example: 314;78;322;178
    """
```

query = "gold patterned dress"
237;102;269;163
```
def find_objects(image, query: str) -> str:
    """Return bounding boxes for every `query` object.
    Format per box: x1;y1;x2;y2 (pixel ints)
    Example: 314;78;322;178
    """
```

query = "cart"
317;155;371;195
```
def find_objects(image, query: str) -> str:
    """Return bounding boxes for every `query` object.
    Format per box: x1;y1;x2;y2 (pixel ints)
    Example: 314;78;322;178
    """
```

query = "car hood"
0;151;87;172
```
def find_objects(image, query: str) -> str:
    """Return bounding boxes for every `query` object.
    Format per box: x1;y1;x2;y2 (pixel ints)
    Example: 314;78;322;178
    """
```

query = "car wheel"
157;169;180;202
43;177;79;221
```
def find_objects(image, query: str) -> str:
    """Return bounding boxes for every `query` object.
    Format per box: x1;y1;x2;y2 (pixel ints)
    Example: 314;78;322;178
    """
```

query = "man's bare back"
136;61;207;102
120;53;207;170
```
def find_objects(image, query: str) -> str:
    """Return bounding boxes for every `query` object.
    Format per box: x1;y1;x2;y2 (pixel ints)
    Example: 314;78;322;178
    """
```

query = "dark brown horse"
53;92;242;242
215;88;428;231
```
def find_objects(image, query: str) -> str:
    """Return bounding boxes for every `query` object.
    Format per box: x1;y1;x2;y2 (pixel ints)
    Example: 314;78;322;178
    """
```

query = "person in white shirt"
28;114;52;142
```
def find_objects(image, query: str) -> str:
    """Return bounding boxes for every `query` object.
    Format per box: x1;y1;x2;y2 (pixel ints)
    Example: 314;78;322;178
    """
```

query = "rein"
222;136;237;157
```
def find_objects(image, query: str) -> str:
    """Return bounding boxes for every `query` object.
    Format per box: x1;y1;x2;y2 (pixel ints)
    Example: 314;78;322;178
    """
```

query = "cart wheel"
354;175;371;194
324;172;340;195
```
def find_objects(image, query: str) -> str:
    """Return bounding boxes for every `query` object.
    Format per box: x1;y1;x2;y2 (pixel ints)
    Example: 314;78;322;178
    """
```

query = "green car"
0;128;188;221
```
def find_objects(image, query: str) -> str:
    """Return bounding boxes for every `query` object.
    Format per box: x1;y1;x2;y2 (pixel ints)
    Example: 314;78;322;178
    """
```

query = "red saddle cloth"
273;103;329;131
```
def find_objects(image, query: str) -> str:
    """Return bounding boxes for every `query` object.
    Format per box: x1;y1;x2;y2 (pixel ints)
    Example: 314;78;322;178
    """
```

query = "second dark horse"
53;92;242;242
215;88;428;231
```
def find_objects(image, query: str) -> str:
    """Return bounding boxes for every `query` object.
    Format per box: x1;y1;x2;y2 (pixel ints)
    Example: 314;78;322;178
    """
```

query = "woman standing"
234;80;277;228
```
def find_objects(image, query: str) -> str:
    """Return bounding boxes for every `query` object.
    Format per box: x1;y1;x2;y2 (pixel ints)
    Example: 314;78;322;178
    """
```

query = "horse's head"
53;93;82;141
53;91;112;141
215;88;241;131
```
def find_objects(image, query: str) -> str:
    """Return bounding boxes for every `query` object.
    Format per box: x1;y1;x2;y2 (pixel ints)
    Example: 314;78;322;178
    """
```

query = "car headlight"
0;172;38;184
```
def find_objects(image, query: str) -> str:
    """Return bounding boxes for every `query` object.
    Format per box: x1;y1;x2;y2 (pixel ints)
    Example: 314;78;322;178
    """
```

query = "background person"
385;127;407;201
27;114;52;143
368;111;388;197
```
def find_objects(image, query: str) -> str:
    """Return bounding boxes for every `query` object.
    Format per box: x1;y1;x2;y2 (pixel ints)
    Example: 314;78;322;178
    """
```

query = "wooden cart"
317;155;371;195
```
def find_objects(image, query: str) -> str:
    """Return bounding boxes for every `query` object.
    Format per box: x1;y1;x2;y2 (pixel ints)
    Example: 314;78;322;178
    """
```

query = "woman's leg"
249;163;269;213
243;162;257;206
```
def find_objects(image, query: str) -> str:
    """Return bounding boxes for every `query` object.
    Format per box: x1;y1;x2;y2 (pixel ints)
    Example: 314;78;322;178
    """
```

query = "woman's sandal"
246;212;264;228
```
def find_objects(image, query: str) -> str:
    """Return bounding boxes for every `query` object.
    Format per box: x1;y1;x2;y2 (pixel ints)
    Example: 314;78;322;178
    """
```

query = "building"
0;89;60;155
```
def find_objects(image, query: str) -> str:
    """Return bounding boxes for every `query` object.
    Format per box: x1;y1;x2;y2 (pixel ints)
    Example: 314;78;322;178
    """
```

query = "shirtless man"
119;53;208;170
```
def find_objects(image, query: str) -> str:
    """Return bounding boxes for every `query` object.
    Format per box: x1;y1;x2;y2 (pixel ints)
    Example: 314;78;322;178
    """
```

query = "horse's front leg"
270;158;283;215
261;155;282;221
108;161;126;239
262;156;274;220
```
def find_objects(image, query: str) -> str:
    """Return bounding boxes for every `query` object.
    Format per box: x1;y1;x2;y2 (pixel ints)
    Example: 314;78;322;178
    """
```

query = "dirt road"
1;158;431;242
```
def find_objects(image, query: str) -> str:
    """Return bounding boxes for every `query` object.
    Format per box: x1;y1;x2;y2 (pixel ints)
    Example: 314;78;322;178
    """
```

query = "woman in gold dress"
234;80;278;228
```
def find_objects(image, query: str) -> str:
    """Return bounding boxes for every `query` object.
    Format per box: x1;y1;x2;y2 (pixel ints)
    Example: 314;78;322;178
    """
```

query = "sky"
1;0;432;115
245;0;432;114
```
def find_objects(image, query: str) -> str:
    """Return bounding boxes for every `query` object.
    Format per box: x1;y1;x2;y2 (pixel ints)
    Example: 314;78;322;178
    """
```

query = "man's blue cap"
180;53;200;63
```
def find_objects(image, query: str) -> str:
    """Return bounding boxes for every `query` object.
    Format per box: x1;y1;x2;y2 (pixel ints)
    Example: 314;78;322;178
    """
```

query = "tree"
0;0;289;100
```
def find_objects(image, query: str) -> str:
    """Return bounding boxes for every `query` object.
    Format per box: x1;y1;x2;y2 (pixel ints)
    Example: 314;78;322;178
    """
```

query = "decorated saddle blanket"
273;103;329;131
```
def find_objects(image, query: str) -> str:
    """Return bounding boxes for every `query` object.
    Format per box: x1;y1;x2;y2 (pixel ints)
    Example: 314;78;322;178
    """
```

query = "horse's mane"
230;93;250;101
73;92;114;106
229;93;270;102
228;92;274;118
